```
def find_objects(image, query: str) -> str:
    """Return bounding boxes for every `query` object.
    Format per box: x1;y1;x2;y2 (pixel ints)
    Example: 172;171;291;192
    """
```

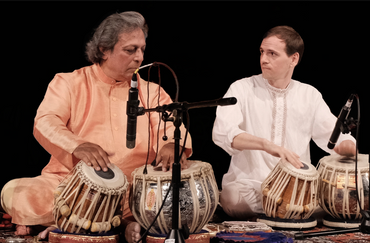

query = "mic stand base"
165;229;186;243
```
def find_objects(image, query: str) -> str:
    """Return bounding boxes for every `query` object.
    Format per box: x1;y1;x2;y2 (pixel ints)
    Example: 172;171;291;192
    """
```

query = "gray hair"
85;11;148;64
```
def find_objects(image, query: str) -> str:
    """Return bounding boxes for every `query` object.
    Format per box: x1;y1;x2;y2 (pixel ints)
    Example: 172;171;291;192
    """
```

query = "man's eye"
125;49;135;54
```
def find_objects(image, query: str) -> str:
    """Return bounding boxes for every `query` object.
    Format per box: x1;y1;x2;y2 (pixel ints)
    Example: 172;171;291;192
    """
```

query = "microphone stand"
135;97;237;243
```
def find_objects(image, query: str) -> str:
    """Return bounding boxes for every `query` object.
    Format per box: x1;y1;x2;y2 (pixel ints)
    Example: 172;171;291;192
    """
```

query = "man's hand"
72;142;111;171
334;140;356;157
263;140;303;169
155;143;189;172
232;133;303;169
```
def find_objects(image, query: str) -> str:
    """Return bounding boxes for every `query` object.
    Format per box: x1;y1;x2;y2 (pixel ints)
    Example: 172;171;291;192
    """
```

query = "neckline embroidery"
263;78;292;147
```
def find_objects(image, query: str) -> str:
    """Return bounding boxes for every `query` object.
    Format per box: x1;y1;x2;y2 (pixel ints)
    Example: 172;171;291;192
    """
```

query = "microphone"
327;94;355;149
126;70;140;149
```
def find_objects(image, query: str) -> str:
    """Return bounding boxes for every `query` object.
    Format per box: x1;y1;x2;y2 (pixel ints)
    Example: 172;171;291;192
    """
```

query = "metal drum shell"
317;154;369;220
129;160;219;235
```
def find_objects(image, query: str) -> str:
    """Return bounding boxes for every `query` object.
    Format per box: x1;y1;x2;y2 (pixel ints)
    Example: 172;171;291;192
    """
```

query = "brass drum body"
129;160;219;235
318;154;369;219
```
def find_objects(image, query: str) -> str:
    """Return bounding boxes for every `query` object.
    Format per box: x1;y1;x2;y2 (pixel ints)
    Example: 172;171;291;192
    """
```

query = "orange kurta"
11;64;192;225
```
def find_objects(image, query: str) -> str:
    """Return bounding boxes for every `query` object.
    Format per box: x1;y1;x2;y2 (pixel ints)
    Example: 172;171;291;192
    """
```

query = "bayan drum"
317;154;369;227
129;160;219;235
261;159;319;220
53;161;128;234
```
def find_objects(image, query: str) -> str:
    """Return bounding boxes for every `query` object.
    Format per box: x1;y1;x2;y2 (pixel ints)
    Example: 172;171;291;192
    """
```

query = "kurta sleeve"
212;82;246;156
311;93;356;154
33;74;88;164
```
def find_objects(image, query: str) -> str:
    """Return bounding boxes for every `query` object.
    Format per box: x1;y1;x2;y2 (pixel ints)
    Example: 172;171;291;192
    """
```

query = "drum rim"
278;160;319;179
77;161;128;194
318;154;369;172
131;160;212;180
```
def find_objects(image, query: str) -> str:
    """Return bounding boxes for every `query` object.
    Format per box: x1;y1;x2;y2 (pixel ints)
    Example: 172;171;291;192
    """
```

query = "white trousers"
220;179;326;221
220;180;264;219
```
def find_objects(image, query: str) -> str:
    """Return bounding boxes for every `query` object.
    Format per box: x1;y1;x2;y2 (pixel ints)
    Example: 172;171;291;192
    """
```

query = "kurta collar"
263;77;293;94
92;63;129;87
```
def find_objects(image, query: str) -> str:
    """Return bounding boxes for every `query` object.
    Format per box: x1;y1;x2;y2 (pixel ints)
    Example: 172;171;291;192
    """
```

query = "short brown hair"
263;26;304;64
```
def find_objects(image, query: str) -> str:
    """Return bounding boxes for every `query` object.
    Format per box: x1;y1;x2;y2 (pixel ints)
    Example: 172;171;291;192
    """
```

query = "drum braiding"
53;161;129;233
196;164;218;232
262;161;319;219
156;176;168;234
263;166;290;218
285;176;306;219
188;173;199;233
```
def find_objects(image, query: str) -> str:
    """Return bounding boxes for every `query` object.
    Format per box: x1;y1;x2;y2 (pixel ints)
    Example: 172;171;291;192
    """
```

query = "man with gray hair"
1;11;192;242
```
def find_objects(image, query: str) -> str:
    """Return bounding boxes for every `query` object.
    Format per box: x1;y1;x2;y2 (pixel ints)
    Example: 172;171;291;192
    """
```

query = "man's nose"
260;53;268;64
134;49;144;62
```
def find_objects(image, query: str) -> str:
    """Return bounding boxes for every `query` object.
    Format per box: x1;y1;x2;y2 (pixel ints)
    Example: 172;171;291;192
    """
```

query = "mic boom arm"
136;97;237;115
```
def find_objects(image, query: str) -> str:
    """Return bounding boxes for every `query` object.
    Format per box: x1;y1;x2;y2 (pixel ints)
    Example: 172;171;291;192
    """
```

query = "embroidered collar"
264;78;293;94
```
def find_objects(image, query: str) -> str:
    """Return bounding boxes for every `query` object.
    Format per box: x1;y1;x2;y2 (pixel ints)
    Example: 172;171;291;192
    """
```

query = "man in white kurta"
212;26;356;219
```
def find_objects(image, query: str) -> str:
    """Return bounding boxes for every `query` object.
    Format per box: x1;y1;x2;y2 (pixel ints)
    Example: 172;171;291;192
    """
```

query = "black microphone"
126;70;140;149
327;94;355;149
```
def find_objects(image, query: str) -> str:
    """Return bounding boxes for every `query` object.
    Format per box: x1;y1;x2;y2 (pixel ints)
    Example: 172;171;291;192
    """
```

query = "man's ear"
100;46;107;60
291;52;299;67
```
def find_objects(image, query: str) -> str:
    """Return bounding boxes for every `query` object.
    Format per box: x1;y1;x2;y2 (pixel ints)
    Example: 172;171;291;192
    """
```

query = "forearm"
232;132;303;168
231;132;269;152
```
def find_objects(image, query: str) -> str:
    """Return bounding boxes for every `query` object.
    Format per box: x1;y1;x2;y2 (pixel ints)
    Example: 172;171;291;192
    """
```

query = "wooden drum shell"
261;160;319;219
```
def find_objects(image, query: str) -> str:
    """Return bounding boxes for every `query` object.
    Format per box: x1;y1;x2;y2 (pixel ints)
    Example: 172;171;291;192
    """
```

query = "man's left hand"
155;143;189;172
334;140;356;157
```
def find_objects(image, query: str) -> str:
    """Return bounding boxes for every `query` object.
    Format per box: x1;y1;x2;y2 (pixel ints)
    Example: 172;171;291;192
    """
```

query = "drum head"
133;160;211;178
79;161;127;189
280;159;318;178
319;154;369;171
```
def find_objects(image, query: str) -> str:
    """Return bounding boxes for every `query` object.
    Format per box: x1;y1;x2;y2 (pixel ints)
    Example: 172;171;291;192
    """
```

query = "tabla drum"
53;161;128;234
261;159;319;220
129;160;219;235
317;154;369;221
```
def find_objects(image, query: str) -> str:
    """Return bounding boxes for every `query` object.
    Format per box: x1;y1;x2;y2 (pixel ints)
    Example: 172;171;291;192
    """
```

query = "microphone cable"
353;94;362;212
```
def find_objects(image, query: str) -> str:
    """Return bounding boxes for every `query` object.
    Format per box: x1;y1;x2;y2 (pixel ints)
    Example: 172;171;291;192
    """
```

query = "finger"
179;155;188;170
95;151;111;172
80;153;99;169
280;151;301;169
290;156;303;169
161;154;171;172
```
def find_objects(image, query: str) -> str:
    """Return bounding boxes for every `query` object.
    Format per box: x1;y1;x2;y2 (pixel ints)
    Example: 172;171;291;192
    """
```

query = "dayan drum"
129;160;219;235
261;159;319;219
53;161;128;234
317;154;369;220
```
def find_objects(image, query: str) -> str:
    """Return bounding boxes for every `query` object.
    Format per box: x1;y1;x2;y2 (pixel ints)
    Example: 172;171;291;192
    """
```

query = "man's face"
259;35;297;83
101;28;146;82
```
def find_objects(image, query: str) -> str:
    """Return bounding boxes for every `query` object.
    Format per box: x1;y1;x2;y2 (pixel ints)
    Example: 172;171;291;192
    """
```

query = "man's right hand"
263;140;303;169
232;132;303;169
72;142;111;171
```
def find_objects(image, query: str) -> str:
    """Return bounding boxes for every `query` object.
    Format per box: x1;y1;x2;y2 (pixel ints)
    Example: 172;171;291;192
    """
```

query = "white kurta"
212;74;355;216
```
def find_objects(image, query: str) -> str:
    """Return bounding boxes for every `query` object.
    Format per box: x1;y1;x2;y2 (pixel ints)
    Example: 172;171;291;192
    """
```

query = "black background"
2;1;369;189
